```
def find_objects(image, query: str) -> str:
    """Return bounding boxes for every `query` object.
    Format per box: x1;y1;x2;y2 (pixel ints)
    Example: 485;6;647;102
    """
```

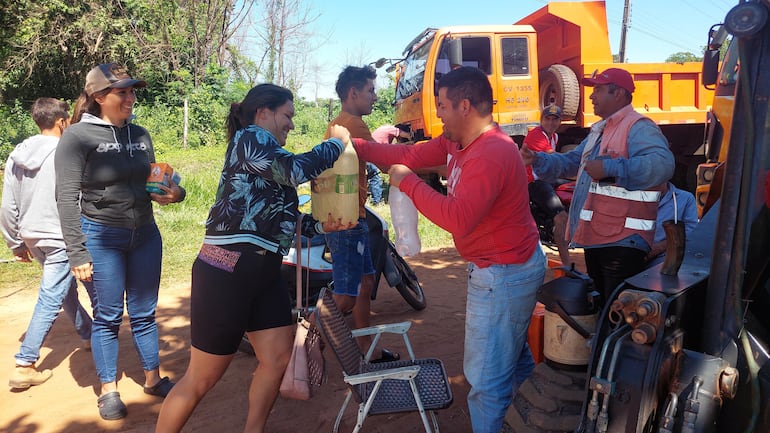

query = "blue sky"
294;0;735;99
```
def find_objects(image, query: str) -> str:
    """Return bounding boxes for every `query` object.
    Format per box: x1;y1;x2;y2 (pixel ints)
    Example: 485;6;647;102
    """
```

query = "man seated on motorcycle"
525;105;572;267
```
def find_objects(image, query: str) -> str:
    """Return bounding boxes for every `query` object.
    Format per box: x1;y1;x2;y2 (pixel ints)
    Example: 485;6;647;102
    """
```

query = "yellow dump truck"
392;0;713;192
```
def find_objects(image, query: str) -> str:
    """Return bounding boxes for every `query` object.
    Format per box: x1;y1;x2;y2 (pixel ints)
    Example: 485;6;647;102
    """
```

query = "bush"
287;98;338;153
0;101;38;168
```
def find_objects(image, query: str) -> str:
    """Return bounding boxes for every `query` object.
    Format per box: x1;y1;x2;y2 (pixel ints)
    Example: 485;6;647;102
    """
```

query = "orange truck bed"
516;1;713;128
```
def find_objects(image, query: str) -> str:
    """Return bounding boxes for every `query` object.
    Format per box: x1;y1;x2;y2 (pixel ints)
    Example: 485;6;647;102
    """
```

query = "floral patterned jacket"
203;125;343;255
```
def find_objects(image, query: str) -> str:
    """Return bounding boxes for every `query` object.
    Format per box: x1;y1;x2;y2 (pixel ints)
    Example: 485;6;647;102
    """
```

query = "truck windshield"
396;39;433;101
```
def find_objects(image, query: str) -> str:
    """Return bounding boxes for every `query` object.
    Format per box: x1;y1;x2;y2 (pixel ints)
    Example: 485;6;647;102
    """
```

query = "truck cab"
394;25;541;142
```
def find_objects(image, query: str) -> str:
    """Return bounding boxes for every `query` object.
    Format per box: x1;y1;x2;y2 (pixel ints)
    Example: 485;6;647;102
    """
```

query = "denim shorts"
325;218;375;296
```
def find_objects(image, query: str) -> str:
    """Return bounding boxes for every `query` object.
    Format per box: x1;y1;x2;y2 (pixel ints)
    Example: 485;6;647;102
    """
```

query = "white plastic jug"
389;185;421;257
311;141;359;225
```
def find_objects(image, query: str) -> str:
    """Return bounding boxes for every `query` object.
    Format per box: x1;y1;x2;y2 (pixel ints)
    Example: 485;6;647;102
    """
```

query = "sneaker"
9;365;53;389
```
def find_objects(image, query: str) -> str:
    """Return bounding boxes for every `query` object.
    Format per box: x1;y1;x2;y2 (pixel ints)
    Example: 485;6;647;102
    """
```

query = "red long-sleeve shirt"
353;126;538;268
523;126;557;183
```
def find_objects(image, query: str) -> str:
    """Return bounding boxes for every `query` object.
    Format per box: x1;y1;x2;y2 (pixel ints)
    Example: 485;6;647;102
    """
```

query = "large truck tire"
539;64;580;121
505;362;586;433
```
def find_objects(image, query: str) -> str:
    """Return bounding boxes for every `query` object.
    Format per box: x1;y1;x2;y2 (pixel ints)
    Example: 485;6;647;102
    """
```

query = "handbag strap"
295;214;303;312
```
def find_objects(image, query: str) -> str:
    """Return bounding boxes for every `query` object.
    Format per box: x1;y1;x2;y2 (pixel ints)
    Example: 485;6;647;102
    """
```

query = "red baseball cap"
583;68;635;94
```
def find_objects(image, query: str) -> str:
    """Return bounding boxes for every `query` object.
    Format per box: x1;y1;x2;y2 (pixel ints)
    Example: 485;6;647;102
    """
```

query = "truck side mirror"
446;38;463;69
702;50;720;88
372;58;388;69
703;23;727;89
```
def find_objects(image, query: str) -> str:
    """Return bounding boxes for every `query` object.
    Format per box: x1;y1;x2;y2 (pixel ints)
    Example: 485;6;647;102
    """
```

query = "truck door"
433;34;494;132
493;34;540;140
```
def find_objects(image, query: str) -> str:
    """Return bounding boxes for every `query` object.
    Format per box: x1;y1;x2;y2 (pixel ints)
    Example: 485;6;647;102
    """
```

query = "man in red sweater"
353;66;545;433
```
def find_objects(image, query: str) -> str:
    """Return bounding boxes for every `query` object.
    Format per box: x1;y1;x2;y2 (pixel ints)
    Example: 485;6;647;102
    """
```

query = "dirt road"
1;246;572;433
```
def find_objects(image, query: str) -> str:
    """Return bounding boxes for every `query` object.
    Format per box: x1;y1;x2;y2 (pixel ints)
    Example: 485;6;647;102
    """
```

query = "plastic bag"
388;185;421;257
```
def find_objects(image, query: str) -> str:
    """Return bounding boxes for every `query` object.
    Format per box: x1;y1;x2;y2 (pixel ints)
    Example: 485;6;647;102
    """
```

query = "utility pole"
619;0;631;63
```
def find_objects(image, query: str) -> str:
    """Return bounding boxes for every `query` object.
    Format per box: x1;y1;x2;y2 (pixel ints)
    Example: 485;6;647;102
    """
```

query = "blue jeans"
366;163;383;205
464;247;546;433
514;342;536;395
325;219;374;296
80;217;163;383
15;245;93;366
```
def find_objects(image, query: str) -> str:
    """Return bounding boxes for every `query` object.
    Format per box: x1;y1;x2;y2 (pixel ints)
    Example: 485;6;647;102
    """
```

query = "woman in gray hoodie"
55;63;185;420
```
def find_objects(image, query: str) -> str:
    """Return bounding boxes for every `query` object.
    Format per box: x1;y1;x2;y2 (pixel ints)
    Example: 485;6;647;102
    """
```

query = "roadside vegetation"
0;82;453;297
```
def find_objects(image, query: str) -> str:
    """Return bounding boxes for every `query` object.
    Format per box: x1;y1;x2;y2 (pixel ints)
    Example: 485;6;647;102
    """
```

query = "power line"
626;3;726;55
628;25;701;54
680;0;729;23
714;0;736;12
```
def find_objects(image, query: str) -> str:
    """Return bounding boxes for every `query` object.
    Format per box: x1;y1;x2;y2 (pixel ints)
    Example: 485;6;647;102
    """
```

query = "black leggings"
190;244;292;355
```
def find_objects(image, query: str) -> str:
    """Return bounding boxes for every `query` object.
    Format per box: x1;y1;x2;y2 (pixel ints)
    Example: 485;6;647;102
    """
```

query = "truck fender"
539;64;580;120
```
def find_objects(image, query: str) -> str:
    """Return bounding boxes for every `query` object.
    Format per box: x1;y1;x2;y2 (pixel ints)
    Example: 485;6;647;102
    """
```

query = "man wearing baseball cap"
522;67;674;303
524;104;572;267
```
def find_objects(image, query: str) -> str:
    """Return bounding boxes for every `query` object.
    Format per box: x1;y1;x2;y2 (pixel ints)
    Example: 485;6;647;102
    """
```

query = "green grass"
0;145;453;296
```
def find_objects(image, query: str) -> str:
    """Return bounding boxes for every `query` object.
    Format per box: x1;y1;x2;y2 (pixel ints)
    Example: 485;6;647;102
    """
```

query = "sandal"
97;391;127;420
144;376;174;397
370;348;401;364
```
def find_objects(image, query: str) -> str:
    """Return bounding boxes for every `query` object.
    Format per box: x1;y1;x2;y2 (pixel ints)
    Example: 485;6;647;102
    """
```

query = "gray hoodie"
1;134;65;254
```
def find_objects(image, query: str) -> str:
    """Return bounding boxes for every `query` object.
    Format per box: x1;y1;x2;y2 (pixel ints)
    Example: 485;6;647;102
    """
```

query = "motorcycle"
530;179;574;249
282;196;426;311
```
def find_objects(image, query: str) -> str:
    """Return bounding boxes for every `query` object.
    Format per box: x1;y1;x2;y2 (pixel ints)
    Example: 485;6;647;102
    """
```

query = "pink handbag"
279;214;325;400
279;316;324;400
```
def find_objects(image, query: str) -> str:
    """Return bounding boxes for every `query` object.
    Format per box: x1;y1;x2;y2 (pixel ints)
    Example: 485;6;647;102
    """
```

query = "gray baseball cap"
85;63;147;96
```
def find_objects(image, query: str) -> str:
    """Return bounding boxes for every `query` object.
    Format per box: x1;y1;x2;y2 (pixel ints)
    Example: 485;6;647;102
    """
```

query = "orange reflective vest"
572;107;664;248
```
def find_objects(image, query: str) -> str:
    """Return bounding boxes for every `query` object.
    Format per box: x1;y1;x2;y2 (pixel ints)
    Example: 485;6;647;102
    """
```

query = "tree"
0;1;144;102
249;0;322;93
180;0;256;87
366;78;397;128
665;51;702;63
0;0;257;103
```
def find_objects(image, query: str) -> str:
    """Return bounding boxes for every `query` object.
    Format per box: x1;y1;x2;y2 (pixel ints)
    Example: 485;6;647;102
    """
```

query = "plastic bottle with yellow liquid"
311;140;359;225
